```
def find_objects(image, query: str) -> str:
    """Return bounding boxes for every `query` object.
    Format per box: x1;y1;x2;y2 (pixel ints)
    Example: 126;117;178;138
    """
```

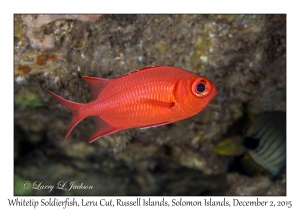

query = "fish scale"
99;80;175;124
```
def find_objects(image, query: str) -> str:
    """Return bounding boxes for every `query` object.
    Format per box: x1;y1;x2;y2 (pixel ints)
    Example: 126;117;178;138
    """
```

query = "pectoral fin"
140;98;175;109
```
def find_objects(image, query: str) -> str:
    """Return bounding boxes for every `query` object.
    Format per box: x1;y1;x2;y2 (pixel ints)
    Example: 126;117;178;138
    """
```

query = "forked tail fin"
44;88;85;141
44;76;115;142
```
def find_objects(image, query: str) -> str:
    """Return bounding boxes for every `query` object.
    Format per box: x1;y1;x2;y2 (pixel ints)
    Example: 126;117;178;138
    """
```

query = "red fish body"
44;66;218;142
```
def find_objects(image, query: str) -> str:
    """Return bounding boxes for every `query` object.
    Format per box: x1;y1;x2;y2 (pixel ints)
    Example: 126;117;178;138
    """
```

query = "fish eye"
197;83;206;93
192;78;211;97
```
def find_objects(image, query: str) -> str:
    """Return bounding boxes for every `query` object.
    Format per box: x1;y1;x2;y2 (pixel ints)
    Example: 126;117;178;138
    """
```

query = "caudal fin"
44;88;85;141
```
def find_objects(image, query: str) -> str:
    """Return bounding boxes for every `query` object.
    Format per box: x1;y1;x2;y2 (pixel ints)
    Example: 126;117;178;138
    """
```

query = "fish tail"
44;88;85;141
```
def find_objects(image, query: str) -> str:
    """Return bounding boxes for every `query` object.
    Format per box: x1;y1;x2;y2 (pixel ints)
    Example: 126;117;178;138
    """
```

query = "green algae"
191;34;212;68
14;19;24;40
14;175;32;195
231;105;243;121
14;91;44;108
155;43;167;53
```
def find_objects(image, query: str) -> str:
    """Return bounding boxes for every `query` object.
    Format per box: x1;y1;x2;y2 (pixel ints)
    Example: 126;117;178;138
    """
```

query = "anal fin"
89;116;120;143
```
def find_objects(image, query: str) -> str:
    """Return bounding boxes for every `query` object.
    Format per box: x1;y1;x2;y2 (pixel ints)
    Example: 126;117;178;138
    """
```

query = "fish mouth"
213;89;218;97
203;85;218;105
211;85;218;98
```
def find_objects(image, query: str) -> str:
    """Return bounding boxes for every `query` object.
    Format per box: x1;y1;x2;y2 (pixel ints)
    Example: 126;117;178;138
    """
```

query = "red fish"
44;66;218;143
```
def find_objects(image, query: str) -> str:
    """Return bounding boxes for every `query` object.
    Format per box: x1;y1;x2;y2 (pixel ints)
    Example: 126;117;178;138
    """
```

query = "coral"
22;14;101;50
32;15;101;28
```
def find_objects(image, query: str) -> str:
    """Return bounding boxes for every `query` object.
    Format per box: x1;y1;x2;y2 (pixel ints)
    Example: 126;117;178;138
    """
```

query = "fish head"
174;75;218;114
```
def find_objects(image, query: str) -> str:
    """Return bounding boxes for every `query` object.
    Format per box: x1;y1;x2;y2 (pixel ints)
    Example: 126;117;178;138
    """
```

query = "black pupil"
197;83;206;93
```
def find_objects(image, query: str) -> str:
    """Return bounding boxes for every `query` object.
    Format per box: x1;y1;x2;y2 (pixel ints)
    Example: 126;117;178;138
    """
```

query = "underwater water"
14;14;286;196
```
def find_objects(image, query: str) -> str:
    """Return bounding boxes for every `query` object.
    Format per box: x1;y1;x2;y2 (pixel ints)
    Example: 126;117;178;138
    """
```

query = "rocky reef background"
14;14;286;196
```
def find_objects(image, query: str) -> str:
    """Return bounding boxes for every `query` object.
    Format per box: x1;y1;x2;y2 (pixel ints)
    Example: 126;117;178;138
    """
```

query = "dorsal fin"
115;66;162;80
82;76;112;100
